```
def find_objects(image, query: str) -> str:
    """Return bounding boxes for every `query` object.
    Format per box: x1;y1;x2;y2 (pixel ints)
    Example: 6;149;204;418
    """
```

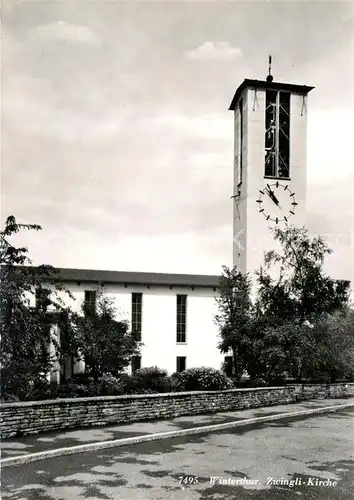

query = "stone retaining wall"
1;383;353;440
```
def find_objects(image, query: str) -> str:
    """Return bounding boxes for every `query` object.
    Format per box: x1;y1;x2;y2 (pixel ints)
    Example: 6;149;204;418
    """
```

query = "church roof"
229;79;315;110
42;267;221;289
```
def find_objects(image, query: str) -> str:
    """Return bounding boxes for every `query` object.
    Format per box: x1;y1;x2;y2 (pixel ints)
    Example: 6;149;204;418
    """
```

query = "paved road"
2;409;354;500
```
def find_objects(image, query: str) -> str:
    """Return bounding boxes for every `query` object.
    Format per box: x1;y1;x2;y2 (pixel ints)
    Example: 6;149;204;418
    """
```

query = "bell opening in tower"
238;98;244;184
264;89;290;179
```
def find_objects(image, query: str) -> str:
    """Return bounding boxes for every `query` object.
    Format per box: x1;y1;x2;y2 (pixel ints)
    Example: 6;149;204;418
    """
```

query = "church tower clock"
229;58;314;276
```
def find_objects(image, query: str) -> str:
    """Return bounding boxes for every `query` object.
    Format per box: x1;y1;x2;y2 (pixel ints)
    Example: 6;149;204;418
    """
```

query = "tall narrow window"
131;356;141;374
84;290;96;316
264;90;290;178
35;287;51;311
176;294;187;343
265;90;277;177
238;98;244;184
278;92;290;178
224;356;233;377
176;356;186;373
131;293;142;341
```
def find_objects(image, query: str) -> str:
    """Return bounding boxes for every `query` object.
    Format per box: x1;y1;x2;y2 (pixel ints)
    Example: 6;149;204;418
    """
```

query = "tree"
256;226;350;322
247;319;318;383
304;308;354;381
215;266;253;385
0;215;73;398
252;226;352;382
74;293;141;381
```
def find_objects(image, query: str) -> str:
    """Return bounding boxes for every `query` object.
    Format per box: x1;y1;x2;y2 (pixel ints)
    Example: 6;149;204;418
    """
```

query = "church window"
176;356;186;372
265;90;290;178
238;98;244;184
176;294;187;343
131;293;142;341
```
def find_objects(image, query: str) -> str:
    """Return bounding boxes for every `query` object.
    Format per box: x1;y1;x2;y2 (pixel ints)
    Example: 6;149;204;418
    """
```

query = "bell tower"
229;58;314;276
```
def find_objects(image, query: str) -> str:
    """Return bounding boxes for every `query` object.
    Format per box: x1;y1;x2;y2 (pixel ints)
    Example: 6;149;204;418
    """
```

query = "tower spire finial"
267;54;273;83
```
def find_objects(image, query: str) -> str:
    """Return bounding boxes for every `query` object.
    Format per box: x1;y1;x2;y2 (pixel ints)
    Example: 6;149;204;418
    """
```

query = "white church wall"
185;295;223;370
52;281;223;375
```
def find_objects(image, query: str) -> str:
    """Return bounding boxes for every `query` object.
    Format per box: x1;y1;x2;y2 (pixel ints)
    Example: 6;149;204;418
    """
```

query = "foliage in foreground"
215;267;253;385
73;294;141;382
172;367;234;391
0;215;141;398
2;215;353;401
1;367;234;402
216;226;353;384
255;226;350;322
0;216;74;399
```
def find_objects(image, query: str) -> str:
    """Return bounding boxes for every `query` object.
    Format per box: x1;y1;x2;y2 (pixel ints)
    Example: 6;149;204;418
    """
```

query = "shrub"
70;373;95;385
21;376;59;401
98;373;124;396
0;393;19;403
0;371;59;401
176;367;234;391
59;383;87;398
237;378;267;388
169;372;185;392
119;374;139;394
268;376;287;387
115;374;158;394
133;366;171;393
58;381;101;398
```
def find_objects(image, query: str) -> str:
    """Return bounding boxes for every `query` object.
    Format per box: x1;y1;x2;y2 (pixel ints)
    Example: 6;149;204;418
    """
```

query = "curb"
1;402;353;468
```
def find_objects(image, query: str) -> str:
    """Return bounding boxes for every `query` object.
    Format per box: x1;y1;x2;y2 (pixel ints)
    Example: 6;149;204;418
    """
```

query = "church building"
43;67;314;382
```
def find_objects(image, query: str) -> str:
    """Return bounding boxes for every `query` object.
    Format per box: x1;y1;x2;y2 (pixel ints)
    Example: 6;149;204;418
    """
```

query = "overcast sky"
2;1;353;288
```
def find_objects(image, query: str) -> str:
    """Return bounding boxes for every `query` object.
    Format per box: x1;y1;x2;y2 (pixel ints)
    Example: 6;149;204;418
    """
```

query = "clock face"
256;181;298;224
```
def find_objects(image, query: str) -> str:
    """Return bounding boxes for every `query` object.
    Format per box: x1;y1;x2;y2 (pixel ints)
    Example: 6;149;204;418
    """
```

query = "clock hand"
265;187;281;207
272;193;282;210
265;184;282;210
